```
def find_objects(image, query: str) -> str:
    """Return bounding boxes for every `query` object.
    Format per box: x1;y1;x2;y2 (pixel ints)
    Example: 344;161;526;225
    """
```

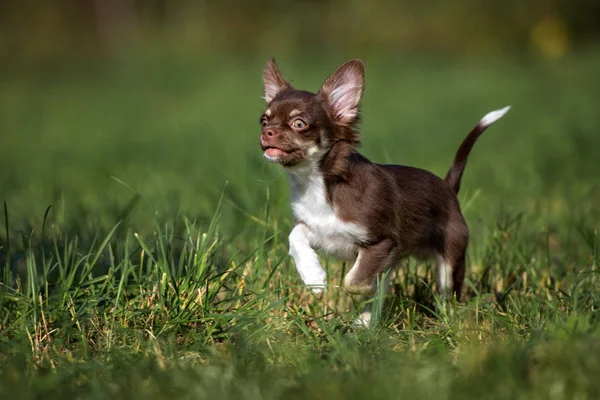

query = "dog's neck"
286;141;359;191
320;141;357;181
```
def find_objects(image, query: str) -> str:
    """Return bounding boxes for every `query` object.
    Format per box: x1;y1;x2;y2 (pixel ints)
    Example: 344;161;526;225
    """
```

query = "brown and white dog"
259;58;509;325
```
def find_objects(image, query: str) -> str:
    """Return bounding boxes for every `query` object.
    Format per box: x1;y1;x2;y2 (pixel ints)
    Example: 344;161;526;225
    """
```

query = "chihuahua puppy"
259;58;509;325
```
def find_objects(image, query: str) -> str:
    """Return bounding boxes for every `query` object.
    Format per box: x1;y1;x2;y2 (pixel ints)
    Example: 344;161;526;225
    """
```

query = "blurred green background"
1;0;599;250
2;3;600;398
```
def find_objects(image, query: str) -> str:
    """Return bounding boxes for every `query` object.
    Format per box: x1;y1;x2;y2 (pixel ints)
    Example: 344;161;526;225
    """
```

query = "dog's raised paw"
308;283;326;295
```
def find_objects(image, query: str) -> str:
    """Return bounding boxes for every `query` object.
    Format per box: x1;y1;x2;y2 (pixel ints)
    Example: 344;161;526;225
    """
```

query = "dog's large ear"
263;59;292;103
318;59;365;125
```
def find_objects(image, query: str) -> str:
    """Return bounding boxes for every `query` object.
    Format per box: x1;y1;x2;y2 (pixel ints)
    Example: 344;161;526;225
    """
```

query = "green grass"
1;48;600;399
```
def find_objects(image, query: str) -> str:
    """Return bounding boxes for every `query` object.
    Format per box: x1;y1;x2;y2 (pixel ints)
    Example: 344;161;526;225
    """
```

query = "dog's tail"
445;106;511;194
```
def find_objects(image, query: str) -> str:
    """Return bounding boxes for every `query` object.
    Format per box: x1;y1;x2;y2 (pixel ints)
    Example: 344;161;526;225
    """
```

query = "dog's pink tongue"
265;148;286;158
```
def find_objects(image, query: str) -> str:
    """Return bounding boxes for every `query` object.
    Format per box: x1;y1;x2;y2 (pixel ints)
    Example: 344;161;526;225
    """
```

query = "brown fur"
259;58;506;302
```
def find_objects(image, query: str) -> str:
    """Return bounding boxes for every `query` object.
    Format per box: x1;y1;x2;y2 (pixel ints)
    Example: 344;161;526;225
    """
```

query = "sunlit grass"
1;50;600;398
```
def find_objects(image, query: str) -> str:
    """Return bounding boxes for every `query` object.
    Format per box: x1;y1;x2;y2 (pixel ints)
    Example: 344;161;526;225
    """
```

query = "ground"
0;49;599;399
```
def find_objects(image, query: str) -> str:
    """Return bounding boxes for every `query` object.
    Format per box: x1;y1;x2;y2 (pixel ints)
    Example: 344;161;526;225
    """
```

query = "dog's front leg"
288;223;326;294
355;272;393;328
343;239;396;296
342;239;397;327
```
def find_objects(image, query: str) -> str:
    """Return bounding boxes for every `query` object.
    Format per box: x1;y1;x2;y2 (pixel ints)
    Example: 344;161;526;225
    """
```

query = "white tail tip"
480;106;511;128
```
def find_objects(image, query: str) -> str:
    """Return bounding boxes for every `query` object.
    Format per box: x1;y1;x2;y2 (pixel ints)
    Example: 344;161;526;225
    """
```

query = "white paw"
303;267;326;294
353;311;371;328
308;282;326;294
298;265;327;294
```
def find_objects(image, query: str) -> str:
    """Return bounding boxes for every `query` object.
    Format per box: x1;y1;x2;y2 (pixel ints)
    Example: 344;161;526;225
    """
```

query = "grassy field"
1;48;600;399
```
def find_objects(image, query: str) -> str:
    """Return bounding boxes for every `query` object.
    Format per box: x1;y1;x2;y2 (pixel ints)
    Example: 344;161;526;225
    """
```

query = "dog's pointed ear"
318;59;365;125
263;59;292;103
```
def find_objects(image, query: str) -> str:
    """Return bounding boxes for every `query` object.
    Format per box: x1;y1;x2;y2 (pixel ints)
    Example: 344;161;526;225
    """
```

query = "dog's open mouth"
262;145;304;166
264;146;288;158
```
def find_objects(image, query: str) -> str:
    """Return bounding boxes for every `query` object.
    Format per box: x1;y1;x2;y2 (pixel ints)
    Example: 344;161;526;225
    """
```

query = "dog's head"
259;59;365;167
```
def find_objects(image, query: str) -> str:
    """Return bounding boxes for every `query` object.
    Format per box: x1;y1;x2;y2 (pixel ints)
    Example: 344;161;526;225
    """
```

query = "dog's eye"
260;119;268;127
291;119;307;130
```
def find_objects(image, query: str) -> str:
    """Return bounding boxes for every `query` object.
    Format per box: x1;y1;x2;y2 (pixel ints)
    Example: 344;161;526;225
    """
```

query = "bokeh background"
3;0;599;59
2;4;600;397
1;0;599;250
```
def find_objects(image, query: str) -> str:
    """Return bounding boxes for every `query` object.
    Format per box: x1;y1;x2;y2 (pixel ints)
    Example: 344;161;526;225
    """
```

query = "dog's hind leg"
437;232;468;304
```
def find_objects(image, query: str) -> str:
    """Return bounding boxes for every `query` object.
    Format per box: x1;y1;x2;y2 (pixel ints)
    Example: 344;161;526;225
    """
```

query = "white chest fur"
287;165;368;261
